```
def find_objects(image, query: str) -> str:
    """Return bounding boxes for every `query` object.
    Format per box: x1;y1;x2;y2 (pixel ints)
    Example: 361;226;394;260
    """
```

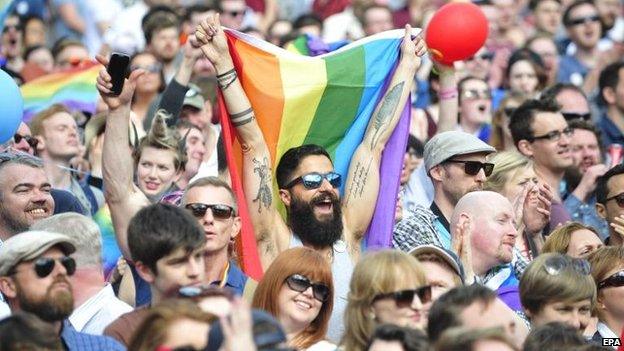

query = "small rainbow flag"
284;34;349;57
222;29;412;279
20;62;100;122
0;0;17;33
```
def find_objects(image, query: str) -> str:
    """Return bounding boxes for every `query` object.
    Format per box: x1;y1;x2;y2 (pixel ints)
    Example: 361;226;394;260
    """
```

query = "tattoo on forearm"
230;107;255;127
217;69;238;90
344;159;372;206
370;81;405;149
252;157;272;212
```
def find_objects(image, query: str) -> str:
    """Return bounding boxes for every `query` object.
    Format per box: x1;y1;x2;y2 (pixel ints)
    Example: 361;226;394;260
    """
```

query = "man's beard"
17;277;74;322
288;192;343;249
563;166;583;194
0;204;30;235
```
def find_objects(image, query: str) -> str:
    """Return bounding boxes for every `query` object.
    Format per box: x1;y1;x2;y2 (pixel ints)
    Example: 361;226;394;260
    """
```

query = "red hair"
252;247;334;349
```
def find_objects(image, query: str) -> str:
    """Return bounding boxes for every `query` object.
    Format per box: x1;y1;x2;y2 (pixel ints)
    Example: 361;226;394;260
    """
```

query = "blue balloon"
0;69;23;144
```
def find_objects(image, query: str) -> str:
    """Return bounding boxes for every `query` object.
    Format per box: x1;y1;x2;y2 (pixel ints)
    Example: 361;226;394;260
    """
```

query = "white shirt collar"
68;284;115;331
597;321;619;349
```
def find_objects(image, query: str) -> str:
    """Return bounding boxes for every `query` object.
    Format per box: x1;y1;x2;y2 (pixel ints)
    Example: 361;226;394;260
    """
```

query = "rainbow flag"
285;34;349;57
222;29;413;279
20;62;100;122
0;0;16;33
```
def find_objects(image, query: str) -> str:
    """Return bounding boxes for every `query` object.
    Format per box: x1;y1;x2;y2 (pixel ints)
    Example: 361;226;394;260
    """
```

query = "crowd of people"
1;0;624;350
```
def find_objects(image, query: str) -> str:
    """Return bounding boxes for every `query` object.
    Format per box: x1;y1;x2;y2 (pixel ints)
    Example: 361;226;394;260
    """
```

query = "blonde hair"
542;222;601;256
520;253;596;317
490;92;528;151
29;103;73;137
341;250;427;351
134;109;187;171
588;247;624;320
484;151;532;195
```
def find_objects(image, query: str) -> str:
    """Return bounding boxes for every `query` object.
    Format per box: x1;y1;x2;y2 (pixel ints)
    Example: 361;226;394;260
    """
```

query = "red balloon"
425;2;488;66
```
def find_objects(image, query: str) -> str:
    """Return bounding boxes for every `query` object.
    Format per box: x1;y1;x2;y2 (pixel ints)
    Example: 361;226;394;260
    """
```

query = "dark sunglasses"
529;126;573;142
2;24;22;33
185;203;236;220
503;107;516;117
605;192;624;208
567;15;600;27
372;286;432;307
562;112;591;121
467;52;494;61
223;10;244;17
285;274;330;302
13;134;39;148
284;171;342;190
461;89;492;100
11;257;76;278
543;255;591;276
445;159;495;177
130;64;162;73
598;270;624;290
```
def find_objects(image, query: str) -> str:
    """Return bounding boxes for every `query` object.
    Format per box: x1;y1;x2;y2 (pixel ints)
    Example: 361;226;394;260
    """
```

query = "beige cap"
423;131;496;172
0;231;76;276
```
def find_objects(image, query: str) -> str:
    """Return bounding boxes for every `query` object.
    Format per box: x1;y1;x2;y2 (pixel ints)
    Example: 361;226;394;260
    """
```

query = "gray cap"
409;244;465;284
183;84;205;110
0;231;76;276
423;131;496;172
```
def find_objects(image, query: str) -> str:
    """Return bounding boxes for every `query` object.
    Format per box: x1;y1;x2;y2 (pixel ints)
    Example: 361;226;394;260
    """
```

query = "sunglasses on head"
13;134;39;148
372;286;432;307
605;192;624;208
598;270;624;290
543;255;591;276
10;256;76;278
445;159;495;177
285;274;330;302
567;14;600;27
185;203;235;220
284;171;342;190
562;112;591;121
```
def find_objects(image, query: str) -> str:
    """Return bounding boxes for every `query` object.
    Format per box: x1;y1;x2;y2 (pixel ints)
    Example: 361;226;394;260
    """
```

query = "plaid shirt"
393;205;529;279
61;320;126;351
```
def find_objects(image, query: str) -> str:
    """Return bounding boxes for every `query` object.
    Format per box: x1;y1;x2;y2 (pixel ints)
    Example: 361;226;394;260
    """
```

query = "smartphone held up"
107;53;130;96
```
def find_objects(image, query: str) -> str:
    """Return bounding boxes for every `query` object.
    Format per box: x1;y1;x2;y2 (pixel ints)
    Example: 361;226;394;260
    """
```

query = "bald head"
451;191;510;225
451;191;517;275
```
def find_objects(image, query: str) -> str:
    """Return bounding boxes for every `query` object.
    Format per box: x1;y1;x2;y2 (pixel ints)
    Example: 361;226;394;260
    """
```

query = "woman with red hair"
252;247;335;350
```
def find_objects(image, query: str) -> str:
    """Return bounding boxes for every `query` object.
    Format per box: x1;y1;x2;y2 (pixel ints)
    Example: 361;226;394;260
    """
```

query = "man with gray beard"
0;231;124;350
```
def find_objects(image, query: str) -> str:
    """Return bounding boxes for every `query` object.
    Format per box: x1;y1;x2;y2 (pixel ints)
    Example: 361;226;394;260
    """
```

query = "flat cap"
0;231;76;276
423;131;496;171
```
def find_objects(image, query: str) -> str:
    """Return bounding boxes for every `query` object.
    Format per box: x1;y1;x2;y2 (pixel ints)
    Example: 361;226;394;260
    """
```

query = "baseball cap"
423;131;496;172
205;309;288;351
409;244;465;284
0;231;76;276
183;84;205;110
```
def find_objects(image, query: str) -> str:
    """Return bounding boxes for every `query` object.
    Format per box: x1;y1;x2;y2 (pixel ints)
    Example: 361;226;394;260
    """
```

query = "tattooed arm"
343;26;426;243
195;15;290;269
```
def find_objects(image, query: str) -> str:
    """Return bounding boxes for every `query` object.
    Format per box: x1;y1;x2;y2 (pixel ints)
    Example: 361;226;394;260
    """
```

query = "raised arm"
195;15;290;268
343;26;426;241
158;37;204;127
96;55;150;260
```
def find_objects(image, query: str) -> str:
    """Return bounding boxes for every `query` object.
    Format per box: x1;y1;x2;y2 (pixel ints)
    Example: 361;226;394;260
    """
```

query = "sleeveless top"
289;235;354;343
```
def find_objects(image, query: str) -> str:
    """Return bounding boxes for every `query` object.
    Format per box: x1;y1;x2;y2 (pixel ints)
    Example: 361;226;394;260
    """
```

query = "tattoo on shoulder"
344;158;373;206
252;157;272;212
370;81;405;149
